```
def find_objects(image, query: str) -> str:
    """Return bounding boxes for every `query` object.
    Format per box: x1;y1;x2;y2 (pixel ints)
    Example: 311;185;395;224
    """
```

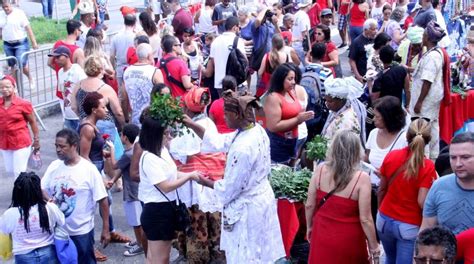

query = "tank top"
198;7;216;34
76;82;115;123
275;91;301;138
78;123;104;162
181;42;202;80
350;3;366;27
122;64;156;126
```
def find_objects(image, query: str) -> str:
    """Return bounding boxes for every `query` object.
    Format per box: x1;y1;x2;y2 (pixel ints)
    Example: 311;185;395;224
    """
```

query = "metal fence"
9;31;120;130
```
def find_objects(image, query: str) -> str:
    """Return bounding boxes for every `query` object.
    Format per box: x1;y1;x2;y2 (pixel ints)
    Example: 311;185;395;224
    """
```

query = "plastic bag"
0;232;12;260
27;150;42;170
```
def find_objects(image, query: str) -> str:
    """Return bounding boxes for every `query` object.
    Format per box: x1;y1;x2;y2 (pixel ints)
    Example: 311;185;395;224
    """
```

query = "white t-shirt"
76;22;91;50
138;148;178;204
58;64;87;120
371;5;384;22
366;128;408;184
123;64;156;126
0;8;29;42
41;158;108;236
292;10;311;42
0;203;65;255
210;32;246;89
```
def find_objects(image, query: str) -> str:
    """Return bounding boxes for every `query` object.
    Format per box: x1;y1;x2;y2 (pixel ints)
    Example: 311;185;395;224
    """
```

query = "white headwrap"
324;76;364;100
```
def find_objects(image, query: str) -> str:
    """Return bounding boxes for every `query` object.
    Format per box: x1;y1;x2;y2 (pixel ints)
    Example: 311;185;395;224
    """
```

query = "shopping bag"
0;232;12;260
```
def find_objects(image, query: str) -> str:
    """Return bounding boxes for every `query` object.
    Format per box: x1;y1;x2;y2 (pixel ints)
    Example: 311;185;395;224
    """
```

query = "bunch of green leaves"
305;135;328;161
270;167;312;202
452;85;467;99
148;94;186;132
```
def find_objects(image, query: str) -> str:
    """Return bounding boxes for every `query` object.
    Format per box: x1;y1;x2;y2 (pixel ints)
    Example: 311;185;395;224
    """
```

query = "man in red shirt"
169;0;193;42
158;35;193;98
47;19;85;99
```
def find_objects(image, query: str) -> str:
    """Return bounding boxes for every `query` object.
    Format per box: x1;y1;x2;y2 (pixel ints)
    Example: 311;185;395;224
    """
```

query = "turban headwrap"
0;74;16;87
184;87;210;113
426;21;446;43
223;90;260;124
407;26;424;44
324;76;364;100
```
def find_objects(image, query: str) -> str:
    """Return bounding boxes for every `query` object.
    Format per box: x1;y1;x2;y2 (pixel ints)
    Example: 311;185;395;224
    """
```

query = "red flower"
102;134;111;140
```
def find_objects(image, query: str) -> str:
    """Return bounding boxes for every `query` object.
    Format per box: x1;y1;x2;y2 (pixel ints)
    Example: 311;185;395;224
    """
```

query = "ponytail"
269;34;285;69
405;119;431;179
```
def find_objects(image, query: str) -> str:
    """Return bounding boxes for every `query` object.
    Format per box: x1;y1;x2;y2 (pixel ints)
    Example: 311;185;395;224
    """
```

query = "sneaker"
124;241;138;249
123;244;144;257
337;43;347;49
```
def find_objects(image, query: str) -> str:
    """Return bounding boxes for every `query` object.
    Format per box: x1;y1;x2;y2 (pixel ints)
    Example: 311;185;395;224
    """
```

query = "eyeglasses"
413;257;446;264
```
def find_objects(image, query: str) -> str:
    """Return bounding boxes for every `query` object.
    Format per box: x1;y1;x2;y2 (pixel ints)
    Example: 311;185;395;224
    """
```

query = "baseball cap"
78;1;94;15
48;46;71;58
321;8;332;16
120;6;136;17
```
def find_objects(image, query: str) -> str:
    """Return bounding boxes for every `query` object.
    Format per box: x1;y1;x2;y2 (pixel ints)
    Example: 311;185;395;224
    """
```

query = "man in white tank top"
123;43;164;126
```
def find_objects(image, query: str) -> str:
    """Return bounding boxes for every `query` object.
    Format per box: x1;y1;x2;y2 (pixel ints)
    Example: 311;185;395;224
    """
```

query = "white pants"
1;146;31;178
428;119;440;160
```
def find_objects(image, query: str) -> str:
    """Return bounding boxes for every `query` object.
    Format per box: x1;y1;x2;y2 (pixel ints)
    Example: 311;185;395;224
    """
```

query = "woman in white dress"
184;90;285;264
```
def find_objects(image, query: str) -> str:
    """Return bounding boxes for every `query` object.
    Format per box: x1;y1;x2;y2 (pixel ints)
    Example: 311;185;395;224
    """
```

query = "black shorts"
141;201;177;241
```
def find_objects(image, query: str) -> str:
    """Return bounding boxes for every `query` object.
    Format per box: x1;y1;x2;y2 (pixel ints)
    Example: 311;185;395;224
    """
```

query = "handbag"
0;233;12;261
104;12;110;21
141;153;191;234
54;225;78;264
27;150;42;170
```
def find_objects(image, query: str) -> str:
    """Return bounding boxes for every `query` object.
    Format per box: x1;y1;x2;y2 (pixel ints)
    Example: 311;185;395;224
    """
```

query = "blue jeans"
349;25;363;42
70;229;96;264
4;38;30;67
376;212;419;264
96;120;124;159
41;0;54;18
15;244;59;264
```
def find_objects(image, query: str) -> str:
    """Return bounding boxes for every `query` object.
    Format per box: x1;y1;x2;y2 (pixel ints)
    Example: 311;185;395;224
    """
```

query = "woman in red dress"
306;131;380;263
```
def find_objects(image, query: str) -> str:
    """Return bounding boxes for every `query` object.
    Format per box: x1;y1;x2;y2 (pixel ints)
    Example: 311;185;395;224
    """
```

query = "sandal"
110;231;132;243
94;248;108;262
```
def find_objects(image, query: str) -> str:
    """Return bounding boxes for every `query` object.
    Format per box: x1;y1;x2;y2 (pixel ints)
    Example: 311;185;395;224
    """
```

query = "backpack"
226;36;248;85
300;66;329;139
159;56;186;91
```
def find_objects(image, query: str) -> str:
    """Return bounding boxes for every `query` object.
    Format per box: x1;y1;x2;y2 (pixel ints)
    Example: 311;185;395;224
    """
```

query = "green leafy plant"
148;94;187;133
305;135;328;161
270;166;312;202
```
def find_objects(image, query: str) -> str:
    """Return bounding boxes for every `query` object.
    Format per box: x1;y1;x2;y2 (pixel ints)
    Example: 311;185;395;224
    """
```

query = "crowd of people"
0;0;473;263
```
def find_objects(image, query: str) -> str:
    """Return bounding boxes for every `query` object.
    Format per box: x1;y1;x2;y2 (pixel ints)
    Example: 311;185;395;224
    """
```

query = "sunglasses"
413;257;445;264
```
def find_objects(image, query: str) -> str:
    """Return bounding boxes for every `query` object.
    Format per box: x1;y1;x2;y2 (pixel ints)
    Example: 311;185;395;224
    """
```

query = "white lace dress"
201;124;285;264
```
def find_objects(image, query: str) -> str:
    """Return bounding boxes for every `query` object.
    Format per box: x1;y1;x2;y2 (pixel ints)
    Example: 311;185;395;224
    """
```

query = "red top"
172;8;193;42
349;3;366;27
275;91;301;138
339;0;350;15
209;98;236;134
158;54;191;98
323;41;337;75
317;0;330;11
308;3;322;28
379;147;437;226
0;96;33;150
456;228;474;263
52;40;79;99
309;172;370;263
127;46;138;65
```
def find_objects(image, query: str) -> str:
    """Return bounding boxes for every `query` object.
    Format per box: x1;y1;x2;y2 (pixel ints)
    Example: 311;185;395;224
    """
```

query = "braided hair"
11;172;51;234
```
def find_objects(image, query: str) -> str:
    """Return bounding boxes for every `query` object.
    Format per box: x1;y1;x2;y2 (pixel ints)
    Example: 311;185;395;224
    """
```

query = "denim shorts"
4;38;30;67
267;130;297;164
15;244;59;264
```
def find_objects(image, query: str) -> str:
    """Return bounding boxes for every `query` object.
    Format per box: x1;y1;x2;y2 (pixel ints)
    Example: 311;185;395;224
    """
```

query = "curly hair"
82;91;104;115
373;96;406;133
84;55;103;77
